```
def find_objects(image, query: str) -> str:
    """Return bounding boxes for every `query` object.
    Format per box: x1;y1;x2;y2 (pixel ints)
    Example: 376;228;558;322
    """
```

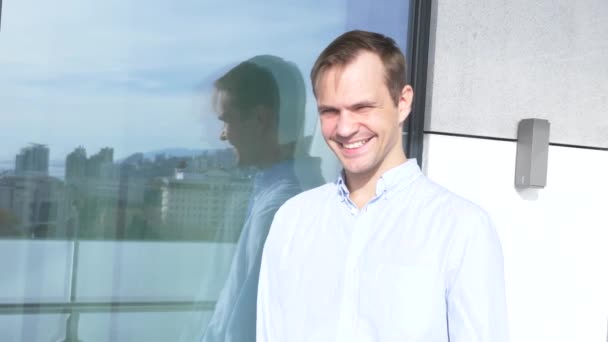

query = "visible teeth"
343;139;369;149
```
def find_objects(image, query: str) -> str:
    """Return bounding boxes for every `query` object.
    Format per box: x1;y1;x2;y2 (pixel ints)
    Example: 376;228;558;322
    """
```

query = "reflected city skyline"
0;146;225;179
0;142;254;241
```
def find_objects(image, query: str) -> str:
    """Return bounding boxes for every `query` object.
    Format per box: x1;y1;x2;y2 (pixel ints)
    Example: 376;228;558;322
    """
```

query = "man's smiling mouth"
341;138;372;149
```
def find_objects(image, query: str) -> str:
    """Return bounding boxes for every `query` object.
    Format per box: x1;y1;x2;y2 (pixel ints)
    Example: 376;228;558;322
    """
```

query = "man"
257;30;508;341
196;55;323;342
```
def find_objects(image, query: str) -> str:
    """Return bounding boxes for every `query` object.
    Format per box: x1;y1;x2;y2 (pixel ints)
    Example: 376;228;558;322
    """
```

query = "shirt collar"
335;159;421;202
336;175;350;202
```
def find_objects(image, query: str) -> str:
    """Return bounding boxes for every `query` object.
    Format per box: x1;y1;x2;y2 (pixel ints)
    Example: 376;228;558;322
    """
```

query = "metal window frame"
404;0;433;166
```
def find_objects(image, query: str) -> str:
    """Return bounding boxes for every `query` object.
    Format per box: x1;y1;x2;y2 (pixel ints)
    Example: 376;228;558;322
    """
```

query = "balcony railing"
0;300;215;315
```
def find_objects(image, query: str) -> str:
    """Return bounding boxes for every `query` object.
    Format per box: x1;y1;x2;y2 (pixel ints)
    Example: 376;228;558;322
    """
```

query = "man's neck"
345;174;380;209
243;144;282;170
345;156;407;209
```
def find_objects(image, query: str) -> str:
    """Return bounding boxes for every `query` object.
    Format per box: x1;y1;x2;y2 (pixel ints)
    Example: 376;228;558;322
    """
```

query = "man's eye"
319;109;337;115
355;105;373;111
218;112;232;122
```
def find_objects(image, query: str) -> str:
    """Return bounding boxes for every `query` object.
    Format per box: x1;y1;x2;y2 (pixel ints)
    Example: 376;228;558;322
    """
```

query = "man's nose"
335;111;358;138
219;126;228;141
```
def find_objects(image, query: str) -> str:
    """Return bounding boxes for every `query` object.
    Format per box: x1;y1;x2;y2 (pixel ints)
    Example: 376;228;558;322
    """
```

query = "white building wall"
423;133;608;342
425;0;608;340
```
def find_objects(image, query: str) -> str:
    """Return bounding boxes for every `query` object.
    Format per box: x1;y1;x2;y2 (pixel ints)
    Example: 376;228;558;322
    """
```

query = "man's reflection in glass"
199;55;324;342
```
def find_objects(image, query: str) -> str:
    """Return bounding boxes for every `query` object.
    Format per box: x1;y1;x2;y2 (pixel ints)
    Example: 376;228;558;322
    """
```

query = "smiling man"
257;30;509;342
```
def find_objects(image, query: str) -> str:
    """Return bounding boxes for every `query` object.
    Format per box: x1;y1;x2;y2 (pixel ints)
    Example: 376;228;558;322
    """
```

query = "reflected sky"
0;0;346;161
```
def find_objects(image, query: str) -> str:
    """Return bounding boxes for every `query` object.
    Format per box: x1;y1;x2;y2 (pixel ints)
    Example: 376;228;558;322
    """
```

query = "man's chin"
341;159;383;179
342;164;371;177
236;156;254;168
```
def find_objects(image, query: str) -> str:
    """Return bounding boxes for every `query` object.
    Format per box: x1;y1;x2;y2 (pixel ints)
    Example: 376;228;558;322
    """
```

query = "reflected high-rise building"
0;144;66;237
15;143;49;177
64;146;115;182
65;146;87;180
87;147;114;179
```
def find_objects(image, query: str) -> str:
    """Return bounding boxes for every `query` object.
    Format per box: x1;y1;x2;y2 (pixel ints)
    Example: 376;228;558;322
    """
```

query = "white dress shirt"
257;159;508;342
200;157;323;342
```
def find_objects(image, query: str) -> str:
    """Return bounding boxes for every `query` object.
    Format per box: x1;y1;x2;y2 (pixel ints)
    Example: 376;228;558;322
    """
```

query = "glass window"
0;0;413;340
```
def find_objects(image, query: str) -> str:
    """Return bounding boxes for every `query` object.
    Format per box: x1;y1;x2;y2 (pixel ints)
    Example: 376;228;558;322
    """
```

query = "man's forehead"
214;89;233;106
319;53;383;86
316;57;385;104
213;89;238;114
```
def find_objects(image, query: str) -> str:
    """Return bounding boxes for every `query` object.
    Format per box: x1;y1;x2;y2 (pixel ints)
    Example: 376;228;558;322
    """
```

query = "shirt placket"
335;202;373;342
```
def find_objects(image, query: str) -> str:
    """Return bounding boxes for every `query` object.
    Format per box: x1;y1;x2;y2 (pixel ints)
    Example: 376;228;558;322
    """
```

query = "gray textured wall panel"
425;0;608;148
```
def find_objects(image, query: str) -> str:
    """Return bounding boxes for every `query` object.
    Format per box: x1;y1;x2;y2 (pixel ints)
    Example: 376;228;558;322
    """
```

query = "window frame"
404;0;433;166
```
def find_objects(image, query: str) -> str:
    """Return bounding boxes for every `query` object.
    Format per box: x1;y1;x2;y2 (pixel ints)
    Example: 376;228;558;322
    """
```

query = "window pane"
0;0;411;340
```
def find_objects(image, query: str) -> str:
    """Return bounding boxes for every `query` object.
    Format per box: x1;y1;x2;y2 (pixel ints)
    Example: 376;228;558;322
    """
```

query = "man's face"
215;91;261;166
316;51;413;179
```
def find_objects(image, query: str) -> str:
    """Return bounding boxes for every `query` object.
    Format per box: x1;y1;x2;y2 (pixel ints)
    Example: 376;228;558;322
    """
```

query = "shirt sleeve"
256;245;273;342
204;182;299;342
446;211;510;342
256;210;286;342
214;203;276;342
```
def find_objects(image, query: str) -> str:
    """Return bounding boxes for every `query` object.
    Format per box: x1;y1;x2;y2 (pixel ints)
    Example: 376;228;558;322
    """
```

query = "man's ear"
252;105;277;132
397;85;414;124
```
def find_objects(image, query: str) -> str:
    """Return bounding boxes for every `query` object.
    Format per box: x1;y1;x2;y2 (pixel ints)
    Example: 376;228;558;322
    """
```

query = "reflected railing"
0;237;231;341
0;300;215;314
0;300;215;342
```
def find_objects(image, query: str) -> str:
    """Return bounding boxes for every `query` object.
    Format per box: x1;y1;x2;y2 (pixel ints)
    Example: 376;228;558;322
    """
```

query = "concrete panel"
424;133;608;342
425;0;608;148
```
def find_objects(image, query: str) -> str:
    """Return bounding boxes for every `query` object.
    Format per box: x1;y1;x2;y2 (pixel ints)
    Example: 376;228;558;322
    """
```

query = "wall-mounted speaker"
515;118;550;188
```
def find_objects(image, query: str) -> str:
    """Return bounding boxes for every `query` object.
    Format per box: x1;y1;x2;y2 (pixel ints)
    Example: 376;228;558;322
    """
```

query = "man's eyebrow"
346;100;377;110
317;105;339;113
